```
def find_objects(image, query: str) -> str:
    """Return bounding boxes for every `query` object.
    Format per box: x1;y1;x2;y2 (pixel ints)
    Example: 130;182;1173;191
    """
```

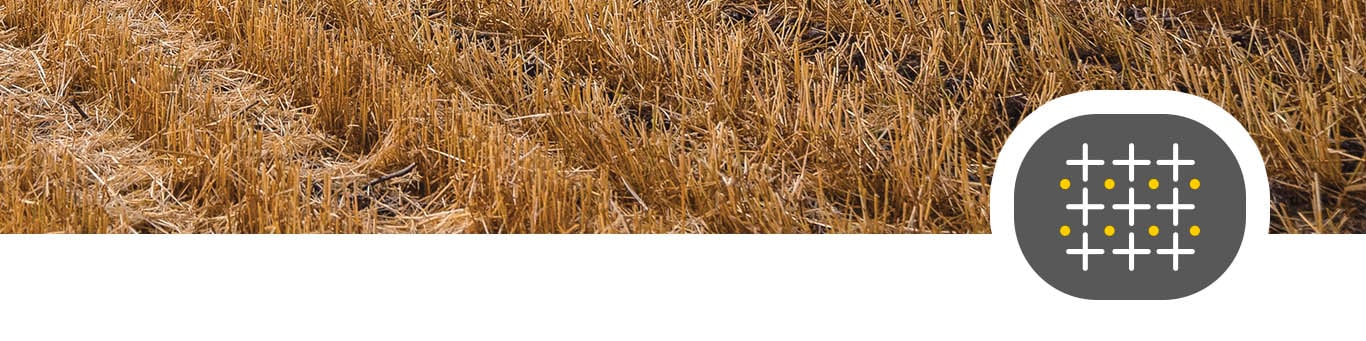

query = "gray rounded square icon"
992;91;1269;300
1016;115;1241;299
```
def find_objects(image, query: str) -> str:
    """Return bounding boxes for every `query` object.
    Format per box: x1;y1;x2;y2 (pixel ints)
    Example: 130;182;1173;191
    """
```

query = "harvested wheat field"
0;0;1363;233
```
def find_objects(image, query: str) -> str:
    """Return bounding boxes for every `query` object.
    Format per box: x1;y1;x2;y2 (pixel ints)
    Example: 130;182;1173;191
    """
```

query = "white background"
0;234;1361;340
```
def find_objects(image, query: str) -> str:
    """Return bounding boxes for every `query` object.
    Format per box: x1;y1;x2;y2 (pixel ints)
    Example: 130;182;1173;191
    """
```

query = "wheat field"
0;0;1362;233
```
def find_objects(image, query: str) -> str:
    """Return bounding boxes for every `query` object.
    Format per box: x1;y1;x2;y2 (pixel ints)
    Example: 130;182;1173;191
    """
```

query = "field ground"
0;0;1363;233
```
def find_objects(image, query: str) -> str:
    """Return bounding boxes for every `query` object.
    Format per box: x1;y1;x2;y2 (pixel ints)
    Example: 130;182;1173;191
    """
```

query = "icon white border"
990;90;1270;296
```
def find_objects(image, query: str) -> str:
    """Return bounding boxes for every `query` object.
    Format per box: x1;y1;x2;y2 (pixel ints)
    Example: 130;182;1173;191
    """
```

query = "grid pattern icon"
1014;114;1245;300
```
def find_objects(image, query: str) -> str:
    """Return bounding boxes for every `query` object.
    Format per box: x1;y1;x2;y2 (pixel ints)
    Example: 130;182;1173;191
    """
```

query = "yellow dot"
1148;225;1159;236
1104;225;1115;237
1060;178;1071;190
1189;178;1201;190
1189;225;1201;236
1104;178;1115;190
1148;178;1159;190
1060;225;1072;237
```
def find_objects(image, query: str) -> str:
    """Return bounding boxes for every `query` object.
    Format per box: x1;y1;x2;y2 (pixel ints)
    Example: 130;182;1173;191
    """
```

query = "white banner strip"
0;235;1359;340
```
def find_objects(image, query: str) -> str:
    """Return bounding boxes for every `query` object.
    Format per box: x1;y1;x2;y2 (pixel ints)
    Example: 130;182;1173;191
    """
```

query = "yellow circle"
1189;178;1201;190
1104;225;1115;237
1148;225;1159;236
1190;225;1201;236
1148;178;1159;190
1060;178;1071;190
1060;225;1071;237
1104;178;1115;190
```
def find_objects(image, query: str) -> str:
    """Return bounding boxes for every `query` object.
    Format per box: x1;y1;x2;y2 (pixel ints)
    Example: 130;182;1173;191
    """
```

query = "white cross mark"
1156;232;1196;271
1066;143;1105;182
1155;187;1195;226
1066;232;1105;271
1111;143;1152;182
1155;143;1195;182
1111;232;1152;271
1066;188;1105;226
1111;187;1151;226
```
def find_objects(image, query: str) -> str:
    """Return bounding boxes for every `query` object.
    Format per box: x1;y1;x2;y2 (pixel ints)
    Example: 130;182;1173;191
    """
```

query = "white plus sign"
1155;143;1195;182
1156;187;1195;226
1111;187;1151;226
1111;143;1151;182
1156;232;1196;271
1066;232;1105;271
1066;188;1104;226
1111;232;1152;271
1066;143;1105;182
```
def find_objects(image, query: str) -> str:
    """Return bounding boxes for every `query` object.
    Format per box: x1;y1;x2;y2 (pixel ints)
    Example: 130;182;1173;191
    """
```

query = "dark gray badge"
992;91;1269;300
